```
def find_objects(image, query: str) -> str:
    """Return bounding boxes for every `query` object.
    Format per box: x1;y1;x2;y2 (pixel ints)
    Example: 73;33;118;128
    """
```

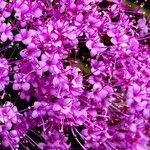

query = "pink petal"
28;29;36;36
111;37;118;44
99;89;108;98
76;13;83;22
55;40;62;47
6;31;13;40
20;4;29;13
53;104;61;111
34;8;42;18
1;33;7;42
22;82;30;91
41;53;49;61
0;1;7;9
130;123;136;132
13;83;21;90
23;37;32;45
90;49;98;57
107;30;115;37
47;24;53;32
86;40;93;49
3;11;11;18
68;33;76;40
15;34;22;41
20;29;27;35
0;83;4;91
127;86;134;98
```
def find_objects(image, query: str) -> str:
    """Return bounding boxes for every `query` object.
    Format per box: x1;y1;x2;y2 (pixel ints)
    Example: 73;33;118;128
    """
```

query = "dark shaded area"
77;34;90;66
2;84;36;112
100;34;114;46
0;41;25;60
128;0;150;9
5;10;16;24
19;126;44;150
98;0;115;8
67;126;85;149
70;49;76;59
111;14;120;22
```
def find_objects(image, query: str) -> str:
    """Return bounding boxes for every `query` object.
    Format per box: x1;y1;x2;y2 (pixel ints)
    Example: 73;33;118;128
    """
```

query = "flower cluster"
0;102;26;149
0;0;150;149
0;57;9;91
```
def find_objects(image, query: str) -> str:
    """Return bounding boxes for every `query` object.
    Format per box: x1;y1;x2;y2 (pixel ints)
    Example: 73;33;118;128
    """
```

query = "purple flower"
0;22;13;42
15;29;36;45
20;43;41;58
0;0;149;149
0;57;9;91
0;102;26;149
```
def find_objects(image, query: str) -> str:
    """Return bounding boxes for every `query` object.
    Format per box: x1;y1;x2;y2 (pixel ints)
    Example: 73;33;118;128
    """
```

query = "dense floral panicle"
0;0;12;18
0;22;13;42
0;57;9;91
0;102;27;149
15;29;37;45
20;43;41;58
13;0;43;21
13;57;42;93
0;0;150;149
38;128;70;150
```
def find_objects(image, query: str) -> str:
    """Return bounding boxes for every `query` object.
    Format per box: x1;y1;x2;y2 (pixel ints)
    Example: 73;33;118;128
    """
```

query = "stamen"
74;128;86;140
25;135;40;148
71;127;87;150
